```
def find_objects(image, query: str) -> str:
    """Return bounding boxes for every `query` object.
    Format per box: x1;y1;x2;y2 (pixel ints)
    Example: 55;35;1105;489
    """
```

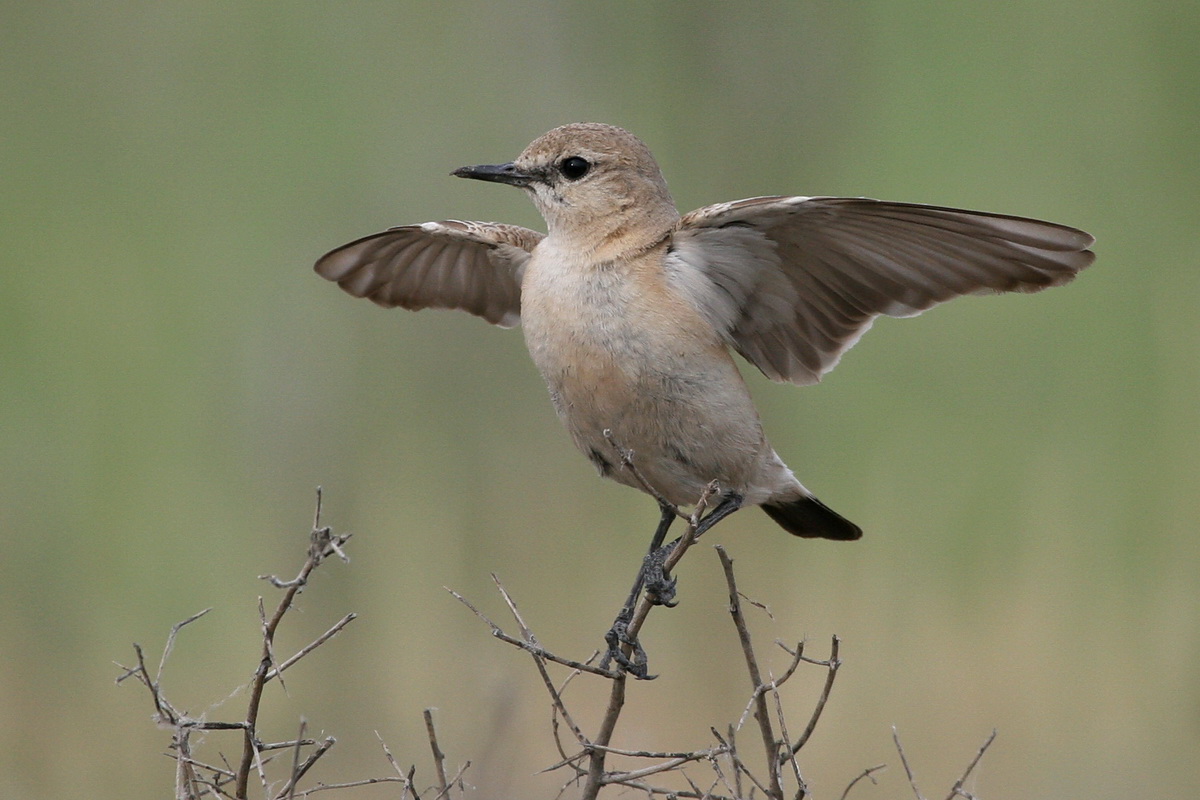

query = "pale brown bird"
315;122;1094;547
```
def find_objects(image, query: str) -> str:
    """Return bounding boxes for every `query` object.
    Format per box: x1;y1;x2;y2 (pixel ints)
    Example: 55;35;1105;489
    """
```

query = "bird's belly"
522;298;771;505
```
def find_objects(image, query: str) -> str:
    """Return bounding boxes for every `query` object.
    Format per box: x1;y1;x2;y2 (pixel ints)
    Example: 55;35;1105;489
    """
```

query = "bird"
315;122;1094;548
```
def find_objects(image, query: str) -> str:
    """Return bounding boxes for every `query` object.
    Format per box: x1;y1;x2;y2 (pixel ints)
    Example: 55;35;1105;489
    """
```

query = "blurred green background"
2;1;1197;798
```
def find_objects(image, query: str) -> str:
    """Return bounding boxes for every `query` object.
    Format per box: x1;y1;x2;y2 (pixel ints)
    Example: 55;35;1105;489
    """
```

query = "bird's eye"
559;156;591;180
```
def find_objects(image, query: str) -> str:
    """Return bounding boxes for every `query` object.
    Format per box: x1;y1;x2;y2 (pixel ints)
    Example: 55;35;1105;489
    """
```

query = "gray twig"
424;709;449;796
893;727;926;800
838;764;887;800
716;546;783;800
943;730;996;800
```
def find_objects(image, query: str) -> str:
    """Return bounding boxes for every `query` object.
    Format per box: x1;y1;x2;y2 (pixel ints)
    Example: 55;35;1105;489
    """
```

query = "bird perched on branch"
316;122;1093;547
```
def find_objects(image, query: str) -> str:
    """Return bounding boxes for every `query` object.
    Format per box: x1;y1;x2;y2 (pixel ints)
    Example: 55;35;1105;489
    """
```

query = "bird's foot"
600;608;656;680
642;541;679;607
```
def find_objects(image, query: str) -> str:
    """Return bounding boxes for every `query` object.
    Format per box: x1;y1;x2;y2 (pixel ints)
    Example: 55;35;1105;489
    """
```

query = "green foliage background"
2;2;1197;798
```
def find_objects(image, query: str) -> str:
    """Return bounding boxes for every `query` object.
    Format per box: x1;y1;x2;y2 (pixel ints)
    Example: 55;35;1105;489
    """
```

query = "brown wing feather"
674;196;1094;384
314;220;544;328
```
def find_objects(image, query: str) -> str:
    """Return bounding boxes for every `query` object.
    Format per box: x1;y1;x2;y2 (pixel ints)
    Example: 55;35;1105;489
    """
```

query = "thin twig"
588;743;726;760
598;743;729;786
276;736;336;799
579;484;719;800
158;608;213;686
424;709;449;796
488;575;591;748
893;727;926;800
740;591;774;619
123;642;176;723
543;709;587;777
282;718;307;800
768;671;807;799
175;728;204;800
448;587;616;677
606;780;735;800
428;761;471;800
171;753;236;780
838;764;887;800
604;429;689;522
788;635;841;757
259;595;286;695
259;739;319;752
712;727;774;800
735;641;807;733
292;776;407;797
580;670;626;800
265;613;357;683
716;546;782;800
537;749;587;776
235;493;351;799
602;755;701;784
722;725;742;800
374;732;418;800
943;730;996;800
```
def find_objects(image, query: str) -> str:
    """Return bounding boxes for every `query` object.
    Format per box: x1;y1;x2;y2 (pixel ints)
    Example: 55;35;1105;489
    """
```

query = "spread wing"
314;220;544;328
669;196;1095;384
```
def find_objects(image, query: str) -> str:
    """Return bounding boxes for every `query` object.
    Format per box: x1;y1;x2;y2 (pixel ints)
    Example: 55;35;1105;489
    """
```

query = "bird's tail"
762;495;862;540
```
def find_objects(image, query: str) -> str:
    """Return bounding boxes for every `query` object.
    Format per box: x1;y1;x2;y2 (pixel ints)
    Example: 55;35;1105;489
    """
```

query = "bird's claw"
600;612;656;679
643;543;679;607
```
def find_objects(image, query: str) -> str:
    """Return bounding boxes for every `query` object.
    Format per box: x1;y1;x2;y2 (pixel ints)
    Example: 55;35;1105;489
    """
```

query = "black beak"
451;162;536;187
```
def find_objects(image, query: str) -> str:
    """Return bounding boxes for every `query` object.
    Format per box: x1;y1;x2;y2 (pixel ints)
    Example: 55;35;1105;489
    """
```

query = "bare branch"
447;586;617;677
838;764;887;800
768;672;807;799
711;727;773;800
498;576;599;749
292;776;407;797
893;727;927;800
589;743;726;760
259;595;287;695
573;485;729;800
265;613;357;683
127;485;998;800
424;709;449;796
276;735;336;800
601;755;701;784
260;738;319;752
735;641;807;733
235;493;352;798
943;730;996;800
604;429;689;522
788;635;841;757
580;672;626;800
723;725;742;800
283;718;306;800
716;546;782;800
374;732;418;800
428;760;472;800
122;489;419;800
159;608;213;686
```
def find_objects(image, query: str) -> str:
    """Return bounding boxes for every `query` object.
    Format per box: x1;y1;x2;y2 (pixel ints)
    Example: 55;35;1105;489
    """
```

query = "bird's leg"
602;493;745;678
692;491;744;538
602;501;676;678
642;491;743;607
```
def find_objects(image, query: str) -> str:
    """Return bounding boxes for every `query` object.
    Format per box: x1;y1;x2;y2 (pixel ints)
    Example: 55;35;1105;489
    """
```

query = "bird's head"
453;123;680;254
